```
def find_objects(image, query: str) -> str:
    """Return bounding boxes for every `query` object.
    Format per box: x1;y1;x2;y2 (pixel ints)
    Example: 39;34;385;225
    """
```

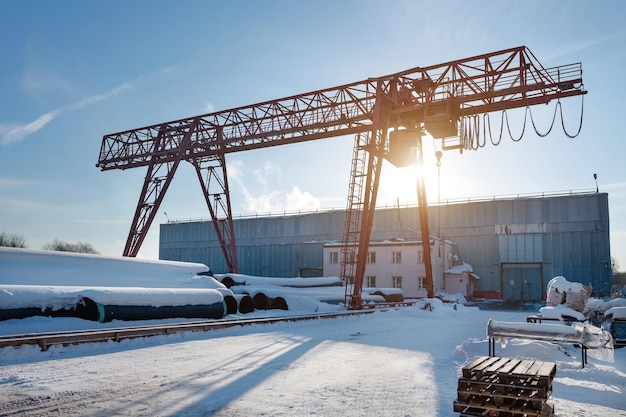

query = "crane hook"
435;150;443;167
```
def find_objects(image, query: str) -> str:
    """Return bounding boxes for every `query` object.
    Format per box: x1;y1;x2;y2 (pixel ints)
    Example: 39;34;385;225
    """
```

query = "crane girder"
98;46;586;307
97;46;585;171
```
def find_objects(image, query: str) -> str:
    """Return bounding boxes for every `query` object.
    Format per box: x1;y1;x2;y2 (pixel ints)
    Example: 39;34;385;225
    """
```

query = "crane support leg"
341;81;392;309
416;135;434;297
123;119;198;257
351;127;386;308
191;155;239;273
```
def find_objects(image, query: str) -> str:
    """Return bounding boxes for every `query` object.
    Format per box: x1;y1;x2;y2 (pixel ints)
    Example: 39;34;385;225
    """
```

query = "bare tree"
0;233;27;248
42;239;100;254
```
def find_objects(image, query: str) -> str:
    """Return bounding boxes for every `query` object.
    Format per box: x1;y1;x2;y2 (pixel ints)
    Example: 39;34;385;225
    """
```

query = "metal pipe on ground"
234;294;255;314
78;298;227;323
0;306;80;321
254;294;286;310
253;292;268;310
224;295;237;314
221;276;237;288
372;291;404;302
270;297;288;310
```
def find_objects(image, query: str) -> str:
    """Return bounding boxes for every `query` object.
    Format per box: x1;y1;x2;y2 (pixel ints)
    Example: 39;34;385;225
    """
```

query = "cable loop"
559;88;585;138
459;90;584;150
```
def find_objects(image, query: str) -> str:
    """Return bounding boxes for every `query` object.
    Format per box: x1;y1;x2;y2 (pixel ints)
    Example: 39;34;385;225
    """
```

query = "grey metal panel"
159;192;611;297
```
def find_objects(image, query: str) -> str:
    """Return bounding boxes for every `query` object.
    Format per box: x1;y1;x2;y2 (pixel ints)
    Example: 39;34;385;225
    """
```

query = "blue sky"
1;0;625;272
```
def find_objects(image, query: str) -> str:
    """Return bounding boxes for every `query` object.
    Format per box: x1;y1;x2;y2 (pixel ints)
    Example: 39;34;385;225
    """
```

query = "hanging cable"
504;107;527;142
474;115;485;149
558;87;585;138
528;102;558;138
460;90;584;150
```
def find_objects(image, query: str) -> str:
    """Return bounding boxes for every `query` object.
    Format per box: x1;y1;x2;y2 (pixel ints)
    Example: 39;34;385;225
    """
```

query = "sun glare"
378;163;440;207
378;136;446;207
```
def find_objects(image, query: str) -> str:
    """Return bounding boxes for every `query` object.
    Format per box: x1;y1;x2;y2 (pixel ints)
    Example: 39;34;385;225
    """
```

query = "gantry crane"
97;46;586;309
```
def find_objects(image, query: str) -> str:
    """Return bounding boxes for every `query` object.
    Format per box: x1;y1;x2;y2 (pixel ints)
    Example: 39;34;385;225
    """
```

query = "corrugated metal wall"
160;192;611;298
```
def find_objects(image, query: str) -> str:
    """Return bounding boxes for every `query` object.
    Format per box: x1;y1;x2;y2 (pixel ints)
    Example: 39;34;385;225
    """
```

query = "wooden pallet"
455;402;554;417
455;357;556;417
457;384;550;409
462;356;555;388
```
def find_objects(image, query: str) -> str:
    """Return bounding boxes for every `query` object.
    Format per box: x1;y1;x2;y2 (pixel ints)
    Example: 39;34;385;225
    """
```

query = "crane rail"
0;310;375;351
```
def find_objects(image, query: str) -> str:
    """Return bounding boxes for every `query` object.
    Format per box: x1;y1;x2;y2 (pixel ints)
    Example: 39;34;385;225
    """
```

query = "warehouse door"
501;263;543;301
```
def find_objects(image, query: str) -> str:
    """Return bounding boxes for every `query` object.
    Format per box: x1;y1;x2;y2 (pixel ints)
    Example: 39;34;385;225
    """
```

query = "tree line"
0;233;99;254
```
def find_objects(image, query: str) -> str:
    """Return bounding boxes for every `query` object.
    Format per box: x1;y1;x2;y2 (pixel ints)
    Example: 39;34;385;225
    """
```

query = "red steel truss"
97;46;586;305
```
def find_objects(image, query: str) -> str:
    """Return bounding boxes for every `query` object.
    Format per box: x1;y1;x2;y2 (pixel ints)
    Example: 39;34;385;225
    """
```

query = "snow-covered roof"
445;262;474;275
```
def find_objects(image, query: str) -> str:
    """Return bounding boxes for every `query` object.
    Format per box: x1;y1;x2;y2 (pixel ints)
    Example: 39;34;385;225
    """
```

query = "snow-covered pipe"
230;285;386;306
0;305;79;321
253;292;268;310
270;297;288;310
220;276;236;288
223;294;254;314
268;295;337;312
0;285;227;323
76;287;226;323
224;295;237;314
0;285;84;321
365;288;404;302
82;299;226;323
215;273;343;288
234;294;255;314
251;293;292;310
0;247;215;289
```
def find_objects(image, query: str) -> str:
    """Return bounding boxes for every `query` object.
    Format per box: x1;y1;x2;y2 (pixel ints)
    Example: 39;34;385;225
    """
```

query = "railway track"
0;310;375;351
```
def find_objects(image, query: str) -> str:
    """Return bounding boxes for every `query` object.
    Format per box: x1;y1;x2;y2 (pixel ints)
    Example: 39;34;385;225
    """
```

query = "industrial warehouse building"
159;191;611;301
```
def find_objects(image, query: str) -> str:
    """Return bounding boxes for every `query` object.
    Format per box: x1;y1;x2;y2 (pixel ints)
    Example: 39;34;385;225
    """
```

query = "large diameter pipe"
79;298;227;323
224;294;254;314
224;295;237;315
270;297;288;310
234;294;254;314
253;292;268;310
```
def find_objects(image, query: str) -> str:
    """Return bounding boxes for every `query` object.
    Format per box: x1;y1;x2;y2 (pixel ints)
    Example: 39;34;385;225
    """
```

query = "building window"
417;276;426;289
367;251;376;263
366;276;376;287
417;250;424;264
392;276;403;288
329;251;339;264
343;250;356;263
392;251;402;264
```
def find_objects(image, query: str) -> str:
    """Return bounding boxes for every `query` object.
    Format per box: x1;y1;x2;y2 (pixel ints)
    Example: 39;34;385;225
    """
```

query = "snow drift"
0;247;215;288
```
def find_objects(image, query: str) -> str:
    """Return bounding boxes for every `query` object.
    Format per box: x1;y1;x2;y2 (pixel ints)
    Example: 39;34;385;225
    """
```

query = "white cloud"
253;161;281;189
0;110;61;145
286;186;320;211
1;65;179;146
0;177;48;189
226;159;244;180
228;160;320;214
0;82;132;146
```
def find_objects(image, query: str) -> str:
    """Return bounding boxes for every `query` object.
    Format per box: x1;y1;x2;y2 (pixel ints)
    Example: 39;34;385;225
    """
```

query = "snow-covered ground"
1;300;625;417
